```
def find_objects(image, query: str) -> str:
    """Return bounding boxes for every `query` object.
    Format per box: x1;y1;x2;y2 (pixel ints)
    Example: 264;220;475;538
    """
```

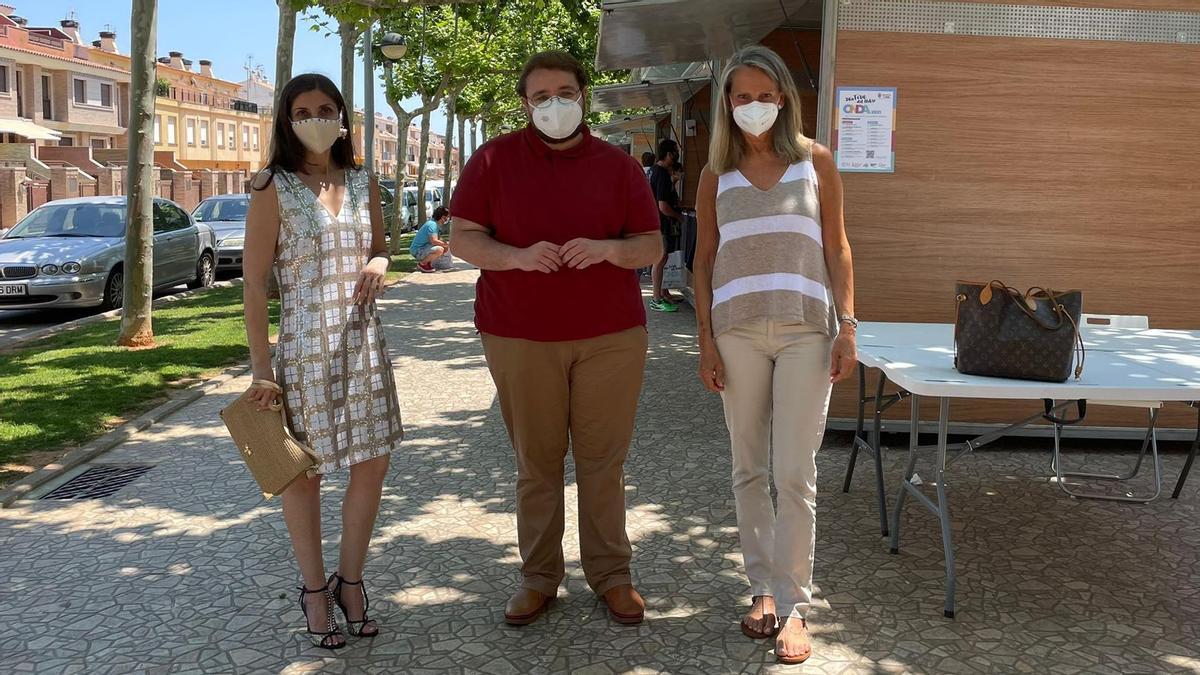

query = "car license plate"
0;283;27;296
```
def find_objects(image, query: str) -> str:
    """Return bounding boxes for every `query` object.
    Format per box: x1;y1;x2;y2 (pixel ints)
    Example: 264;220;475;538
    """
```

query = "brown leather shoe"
602;585;645;625
504;588;553;626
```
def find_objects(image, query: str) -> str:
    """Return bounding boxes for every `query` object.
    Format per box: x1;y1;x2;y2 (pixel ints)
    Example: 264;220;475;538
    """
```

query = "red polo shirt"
450;125;660;342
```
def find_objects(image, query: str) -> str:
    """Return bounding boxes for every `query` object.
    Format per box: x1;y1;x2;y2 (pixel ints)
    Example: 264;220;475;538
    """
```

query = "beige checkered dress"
272;167;403;473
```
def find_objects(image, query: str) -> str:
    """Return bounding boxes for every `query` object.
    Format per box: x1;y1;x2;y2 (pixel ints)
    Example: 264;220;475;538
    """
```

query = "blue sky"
19;1;461;138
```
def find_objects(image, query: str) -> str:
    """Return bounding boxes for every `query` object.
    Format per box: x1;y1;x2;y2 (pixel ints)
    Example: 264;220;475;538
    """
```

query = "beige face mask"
291;116;346;153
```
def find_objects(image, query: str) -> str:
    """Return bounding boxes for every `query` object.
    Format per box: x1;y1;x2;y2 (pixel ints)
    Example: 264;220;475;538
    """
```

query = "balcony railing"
155;86;259;114
231;99;258;114
28;32;64;49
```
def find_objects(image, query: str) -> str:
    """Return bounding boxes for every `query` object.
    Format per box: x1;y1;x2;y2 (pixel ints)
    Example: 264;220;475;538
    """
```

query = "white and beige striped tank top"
711;159;838;339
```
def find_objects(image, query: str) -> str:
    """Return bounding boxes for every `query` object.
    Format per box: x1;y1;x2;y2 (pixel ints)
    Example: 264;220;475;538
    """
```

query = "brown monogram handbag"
220;380;321;498
954;281;1086;383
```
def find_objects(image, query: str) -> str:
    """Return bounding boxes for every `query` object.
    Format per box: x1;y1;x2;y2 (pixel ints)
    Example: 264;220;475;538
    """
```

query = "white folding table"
842;322;1200;617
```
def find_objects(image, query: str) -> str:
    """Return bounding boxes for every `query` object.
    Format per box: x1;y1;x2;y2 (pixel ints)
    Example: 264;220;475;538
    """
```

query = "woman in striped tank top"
693;45;858;665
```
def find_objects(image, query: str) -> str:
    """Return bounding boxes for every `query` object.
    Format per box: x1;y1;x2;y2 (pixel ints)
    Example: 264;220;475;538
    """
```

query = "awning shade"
591;78;710;113
594;110;669;136
0;118;63;141
597;0;821;71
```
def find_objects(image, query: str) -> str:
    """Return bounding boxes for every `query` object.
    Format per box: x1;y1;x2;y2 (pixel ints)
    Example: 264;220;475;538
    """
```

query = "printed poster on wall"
834;87;896;173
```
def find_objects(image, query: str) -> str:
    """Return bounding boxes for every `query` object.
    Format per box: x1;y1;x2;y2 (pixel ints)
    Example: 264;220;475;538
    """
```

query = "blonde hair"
708;45;814;175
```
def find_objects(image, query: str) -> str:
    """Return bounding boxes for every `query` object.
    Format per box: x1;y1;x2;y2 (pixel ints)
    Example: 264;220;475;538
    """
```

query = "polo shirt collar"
523;124;593;158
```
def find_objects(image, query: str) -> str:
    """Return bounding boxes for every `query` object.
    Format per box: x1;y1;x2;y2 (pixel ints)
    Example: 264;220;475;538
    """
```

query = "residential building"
237;65;274;115
349;111;400;179
90;43;267;172
0;7;130;148
401;121;460;183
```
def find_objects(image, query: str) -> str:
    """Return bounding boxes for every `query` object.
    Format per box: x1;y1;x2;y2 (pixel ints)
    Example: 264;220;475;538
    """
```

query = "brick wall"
37;146;103;171
95;166;122;196
48;166;79;201
0;166;28;229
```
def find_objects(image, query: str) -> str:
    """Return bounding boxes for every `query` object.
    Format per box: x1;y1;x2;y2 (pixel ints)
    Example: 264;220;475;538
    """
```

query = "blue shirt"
410;220;440;255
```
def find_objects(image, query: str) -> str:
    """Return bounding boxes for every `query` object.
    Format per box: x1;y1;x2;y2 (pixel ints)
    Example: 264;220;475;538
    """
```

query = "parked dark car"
0;196;217;311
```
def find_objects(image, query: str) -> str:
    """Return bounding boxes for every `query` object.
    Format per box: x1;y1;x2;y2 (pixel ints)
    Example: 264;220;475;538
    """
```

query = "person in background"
693;45;857;665
243;73;404;650
641;151;656;180
649;138;685;312
671;161;685;193
412;206;452;273
450;50;662;628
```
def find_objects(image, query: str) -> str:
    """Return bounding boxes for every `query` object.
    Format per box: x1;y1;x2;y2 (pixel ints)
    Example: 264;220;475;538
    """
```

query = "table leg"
933;397;957;619
842;367;867;493
1172;404;1199;499
871;374;889;537
889;393;921;554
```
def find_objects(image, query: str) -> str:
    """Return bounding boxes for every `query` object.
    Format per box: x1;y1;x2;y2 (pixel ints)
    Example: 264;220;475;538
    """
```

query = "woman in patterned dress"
243;74;404;650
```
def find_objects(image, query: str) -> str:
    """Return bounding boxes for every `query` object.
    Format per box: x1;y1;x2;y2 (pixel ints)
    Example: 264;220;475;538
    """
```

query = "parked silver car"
0;196;216;311
192;194;249;272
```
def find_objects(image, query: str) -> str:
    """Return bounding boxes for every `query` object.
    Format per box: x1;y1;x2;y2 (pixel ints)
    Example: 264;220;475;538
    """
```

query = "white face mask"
528;94;584;140
291;116;346;154
732;100;780;138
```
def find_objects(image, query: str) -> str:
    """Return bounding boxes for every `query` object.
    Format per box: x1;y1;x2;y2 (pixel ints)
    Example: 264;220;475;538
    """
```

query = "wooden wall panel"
829;31;1200;430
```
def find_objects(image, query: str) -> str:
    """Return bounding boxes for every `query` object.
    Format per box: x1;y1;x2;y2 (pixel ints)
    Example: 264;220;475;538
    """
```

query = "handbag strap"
957;282;1087;379
995;282;1064;331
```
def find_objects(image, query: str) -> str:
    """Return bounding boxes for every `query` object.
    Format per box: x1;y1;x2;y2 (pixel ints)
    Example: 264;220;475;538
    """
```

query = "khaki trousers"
481;326;648;597
716;320;833;620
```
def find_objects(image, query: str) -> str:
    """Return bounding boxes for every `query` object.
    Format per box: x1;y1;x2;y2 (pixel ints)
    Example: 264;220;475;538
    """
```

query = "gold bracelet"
252;379;282;393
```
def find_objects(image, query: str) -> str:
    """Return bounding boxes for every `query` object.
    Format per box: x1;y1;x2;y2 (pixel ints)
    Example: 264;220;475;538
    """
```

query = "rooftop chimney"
169;51;184;70
0;5;16;18
10;15;27;27
91;39;101;48
99;30;118;54
157;57;171;65
182;58;193;72
60;18;82;45
199;59;213;78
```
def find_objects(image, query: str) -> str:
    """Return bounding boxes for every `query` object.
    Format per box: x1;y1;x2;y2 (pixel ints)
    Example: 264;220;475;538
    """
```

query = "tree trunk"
470;117;478;153
480;118;487;143
443;94;455;203
417;109;431;225
388;107;416;252
118;0;158;349
273;0;297;114
457;114;466;174
338;19;357;136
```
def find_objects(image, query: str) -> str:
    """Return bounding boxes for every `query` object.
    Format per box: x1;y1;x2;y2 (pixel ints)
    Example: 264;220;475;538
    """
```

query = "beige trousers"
716;319;833;619
481;327;648;597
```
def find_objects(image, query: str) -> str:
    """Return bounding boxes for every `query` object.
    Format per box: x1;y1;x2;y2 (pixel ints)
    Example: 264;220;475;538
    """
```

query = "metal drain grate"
40;465;154;500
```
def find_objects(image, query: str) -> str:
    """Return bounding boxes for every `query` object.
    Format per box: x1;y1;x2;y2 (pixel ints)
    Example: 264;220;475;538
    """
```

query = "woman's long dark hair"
253;73;358;190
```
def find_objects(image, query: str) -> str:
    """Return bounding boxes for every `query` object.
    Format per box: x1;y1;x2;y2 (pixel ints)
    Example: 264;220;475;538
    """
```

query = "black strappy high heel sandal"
330;572;380;638
298;585;346;650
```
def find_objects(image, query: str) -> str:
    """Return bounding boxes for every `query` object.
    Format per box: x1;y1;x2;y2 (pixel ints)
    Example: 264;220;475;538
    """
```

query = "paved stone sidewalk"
1;268;1198;674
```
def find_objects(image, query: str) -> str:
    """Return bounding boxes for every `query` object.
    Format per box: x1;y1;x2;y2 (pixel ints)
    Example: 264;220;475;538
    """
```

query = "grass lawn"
388;232;419;279
0;240;426;488
0;285;278;486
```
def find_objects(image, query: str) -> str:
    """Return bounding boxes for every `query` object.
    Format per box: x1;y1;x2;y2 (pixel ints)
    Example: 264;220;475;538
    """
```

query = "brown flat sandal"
739;596;778;640
776;618;812;665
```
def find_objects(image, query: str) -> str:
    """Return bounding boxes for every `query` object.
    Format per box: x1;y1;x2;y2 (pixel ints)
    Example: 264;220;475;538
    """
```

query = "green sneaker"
650;298;679;313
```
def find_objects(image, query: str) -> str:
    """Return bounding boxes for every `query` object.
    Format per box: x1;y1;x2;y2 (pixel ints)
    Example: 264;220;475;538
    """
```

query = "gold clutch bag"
220;380;321;498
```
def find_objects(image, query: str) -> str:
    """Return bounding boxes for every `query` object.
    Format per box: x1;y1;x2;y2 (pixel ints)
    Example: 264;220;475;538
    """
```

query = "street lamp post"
365;32;408;179
379;33;407;61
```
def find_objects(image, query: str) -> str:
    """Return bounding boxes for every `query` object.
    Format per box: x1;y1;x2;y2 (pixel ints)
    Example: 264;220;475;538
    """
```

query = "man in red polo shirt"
450;51;662;627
